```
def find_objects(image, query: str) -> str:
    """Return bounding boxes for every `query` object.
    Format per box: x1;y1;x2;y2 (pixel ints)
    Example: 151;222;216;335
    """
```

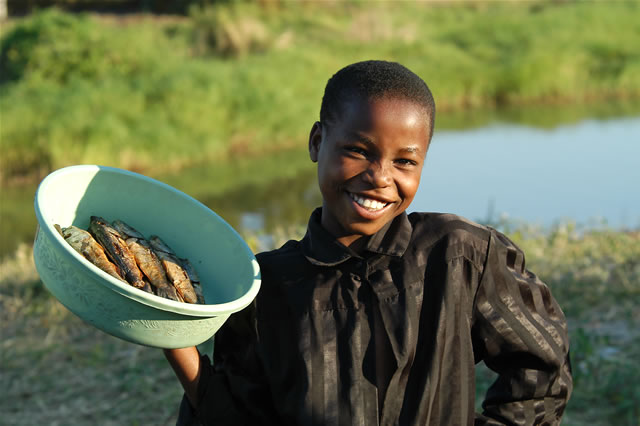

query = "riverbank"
1;224;638;424
1;1;639;185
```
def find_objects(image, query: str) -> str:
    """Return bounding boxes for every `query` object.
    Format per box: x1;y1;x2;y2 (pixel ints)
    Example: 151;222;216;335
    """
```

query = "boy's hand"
163;347;201;407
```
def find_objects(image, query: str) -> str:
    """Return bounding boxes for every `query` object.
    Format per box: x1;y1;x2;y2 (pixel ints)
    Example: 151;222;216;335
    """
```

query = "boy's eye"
395;158;418;167
345;146;367;156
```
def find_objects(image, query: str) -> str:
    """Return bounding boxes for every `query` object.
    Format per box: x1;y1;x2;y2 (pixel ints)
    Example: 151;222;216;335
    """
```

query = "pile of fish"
55;216;204;304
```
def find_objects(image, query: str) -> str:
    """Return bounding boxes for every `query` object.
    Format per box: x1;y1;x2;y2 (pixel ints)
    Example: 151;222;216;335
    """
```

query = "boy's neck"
342;235;368;255
319;216;368;254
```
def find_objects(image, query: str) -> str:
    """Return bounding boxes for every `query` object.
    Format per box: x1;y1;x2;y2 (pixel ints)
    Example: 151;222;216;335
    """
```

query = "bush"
0;8;163;85
190;2;271;58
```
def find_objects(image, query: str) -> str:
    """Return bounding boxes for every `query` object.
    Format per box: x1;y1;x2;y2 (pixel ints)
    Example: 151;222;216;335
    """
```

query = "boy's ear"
308;121;322;163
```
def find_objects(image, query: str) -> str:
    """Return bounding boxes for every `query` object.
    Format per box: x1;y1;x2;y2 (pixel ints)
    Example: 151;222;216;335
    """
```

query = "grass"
1;1;640;184
1;225;638;424
1;245;185;425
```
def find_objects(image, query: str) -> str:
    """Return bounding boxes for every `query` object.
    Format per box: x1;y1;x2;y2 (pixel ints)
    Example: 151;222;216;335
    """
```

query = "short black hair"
320;60;436;139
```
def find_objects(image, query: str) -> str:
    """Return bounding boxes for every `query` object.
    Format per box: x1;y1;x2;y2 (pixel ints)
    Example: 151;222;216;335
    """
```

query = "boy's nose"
364;162;392;187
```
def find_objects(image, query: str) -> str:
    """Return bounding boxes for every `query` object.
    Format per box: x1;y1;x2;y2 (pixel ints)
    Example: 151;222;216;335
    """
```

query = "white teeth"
349;193;388;211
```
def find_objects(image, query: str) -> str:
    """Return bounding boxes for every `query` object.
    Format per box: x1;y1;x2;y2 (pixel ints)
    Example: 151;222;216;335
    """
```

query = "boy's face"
309;96;431;248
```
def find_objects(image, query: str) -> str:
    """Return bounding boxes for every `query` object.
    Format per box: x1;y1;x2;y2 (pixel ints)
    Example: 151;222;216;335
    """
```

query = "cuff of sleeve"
192;353;241;425
194;353;214;409
176;393;201;426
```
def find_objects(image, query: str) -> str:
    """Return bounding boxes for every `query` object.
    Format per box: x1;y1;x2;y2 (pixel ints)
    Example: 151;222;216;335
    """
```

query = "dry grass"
2;326;183;425
0;244;184;425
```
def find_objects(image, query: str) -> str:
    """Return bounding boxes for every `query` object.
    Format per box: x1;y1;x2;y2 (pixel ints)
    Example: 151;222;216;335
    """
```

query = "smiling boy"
165;60;572;425
310;95;429;250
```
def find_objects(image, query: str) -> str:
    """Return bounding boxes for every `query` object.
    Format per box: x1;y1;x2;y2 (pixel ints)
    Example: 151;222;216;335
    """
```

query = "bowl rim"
34;164;261;318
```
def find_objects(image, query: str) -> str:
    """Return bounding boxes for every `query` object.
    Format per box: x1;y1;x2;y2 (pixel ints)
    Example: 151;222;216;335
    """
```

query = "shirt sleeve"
472;229;573;425
187;300;278;425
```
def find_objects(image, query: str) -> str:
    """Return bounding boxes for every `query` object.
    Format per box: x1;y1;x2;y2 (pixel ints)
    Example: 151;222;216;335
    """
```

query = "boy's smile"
309;97;432;249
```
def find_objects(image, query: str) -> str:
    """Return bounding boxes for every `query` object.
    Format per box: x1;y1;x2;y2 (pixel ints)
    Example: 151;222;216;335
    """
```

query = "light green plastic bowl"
33;165;261;349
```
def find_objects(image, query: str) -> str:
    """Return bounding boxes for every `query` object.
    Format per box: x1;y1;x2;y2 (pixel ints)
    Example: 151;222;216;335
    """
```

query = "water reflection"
199;166;320;234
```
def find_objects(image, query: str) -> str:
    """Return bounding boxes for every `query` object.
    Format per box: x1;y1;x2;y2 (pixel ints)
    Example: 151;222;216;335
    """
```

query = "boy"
165;60;572;425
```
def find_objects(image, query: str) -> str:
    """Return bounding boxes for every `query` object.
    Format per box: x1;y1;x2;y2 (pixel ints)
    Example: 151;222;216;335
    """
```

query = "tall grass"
1;1;640;184
1;225;638;424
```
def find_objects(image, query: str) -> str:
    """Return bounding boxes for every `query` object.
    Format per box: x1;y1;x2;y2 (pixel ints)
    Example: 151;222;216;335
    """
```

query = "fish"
61;225;125;282
54;223;64;237
88;216;148;289
140;278;154;294
112;220;180;302
180;257;205;304
149;236;198;304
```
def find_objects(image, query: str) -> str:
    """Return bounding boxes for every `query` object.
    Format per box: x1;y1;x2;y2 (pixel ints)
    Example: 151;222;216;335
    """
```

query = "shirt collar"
301;207;413;266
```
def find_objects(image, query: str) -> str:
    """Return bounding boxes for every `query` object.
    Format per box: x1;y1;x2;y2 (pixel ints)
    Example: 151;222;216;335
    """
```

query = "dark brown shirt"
188;208;572;425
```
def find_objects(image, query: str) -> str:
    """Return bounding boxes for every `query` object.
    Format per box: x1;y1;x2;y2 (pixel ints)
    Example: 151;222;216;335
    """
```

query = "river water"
2;116;638;260
412;117;640;229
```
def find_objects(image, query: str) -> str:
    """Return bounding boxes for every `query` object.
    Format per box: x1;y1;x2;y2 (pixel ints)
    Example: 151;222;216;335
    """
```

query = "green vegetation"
1;225;638;424
2;1;640;184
